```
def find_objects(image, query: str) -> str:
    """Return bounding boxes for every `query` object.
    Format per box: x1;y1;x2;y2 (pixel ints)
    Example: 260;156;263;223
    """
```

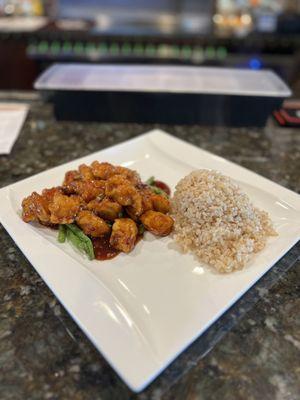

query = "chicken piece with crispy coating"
141;187;154;212
64;180;105;202
151;194;170;214
110;218;138;253
114;166;141;185
78;164;94;181
76;210;110;237
87;198;122;221
125;191;144;220
105;175;140;207
41;187;63;202
126;186;155;220
91;161;116;180
22;192;51;224
48;193;82;224
93;179;107;191
22;187;63;225
63;170;81;186
140;210;173;236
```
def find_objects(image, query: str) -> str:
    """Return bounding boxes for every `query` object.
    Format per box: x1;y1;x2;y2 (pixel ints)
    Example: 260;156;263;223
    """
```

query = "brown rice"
171;170;277;273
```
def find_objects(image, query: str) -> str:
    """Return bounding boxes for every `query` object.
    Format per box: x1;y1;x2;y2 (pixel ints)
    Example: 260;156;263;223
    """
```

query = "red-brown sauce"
153;180;171;196
92;236;120;260
92;234;143;261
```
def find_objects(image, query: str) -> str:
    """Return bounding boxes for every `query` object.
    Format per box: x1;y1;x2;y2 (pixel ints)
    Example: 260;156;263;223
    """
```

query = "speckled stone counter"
0;92;299;400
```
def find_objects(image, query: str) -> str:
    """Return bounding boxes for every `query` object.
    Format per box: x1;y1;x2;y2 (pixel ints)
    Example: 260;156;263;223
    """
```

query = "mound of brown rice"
171;170;276;273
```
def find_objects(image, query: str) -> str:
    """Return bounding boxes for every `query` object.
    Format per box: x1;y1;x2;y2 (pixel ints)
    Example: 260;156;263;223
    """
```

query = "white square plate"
0;130;299;392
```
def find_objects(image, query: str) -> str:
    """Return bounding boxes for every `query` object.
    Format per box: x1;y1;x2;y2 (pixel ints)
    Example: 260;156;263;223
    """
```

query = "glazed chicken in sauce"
21;162;173;260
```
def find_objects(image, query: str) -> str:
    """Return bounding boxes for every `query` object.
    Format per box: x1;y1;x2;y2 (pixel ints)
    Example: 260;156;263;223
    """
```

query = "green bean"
84;237;95;260
146;176;168;197
150;185;168;197
65;225;95;260
66;229;87;253
138;224;145;235
146;176;155;185
88;245;95;260
57;225;66;243
66;223;90;242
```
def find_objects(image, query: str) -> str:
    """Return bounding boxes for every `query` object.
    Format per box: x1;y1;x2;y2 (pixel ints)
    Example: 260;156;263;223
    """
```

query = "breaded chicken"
64;180;104;202
42;187;63;202
78;164;94;180
141;187;154;212
110;218;138;253
93;179;107;191
87;198;122;221
22;187;63;225
91;161;116;180
114;166;141;185
140;210;173;236
76;210;111;237
22;192;51;224
105;175;139;206
48;193;82;224
125;193;143;220
151;194;170;214
63;170;81;186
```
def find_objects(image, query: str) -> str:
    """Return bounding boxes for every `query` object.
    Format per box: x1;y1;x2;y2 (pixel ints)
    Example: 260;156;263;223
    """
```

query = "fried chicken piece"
91;161;116;180
126;186;155;220
22;192;50;224
48;193;82;224
76;210;110;237
105;175;139;206
93;179;107;191
151;194;170;214
140;211;173;236
22;187;64;225
141;187;154;211
125;193;143;220
114;166;141;185
87;198;122;221
42;187;63;202
125;206;137;221
64;180;105;202
63;170;81;186
78;164;94;180
110;218;138;253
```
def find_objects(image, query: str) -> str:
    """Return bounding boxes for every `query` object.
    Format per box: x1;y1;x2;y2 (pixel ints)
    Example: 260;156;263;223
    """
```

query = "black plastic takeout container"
35;64;292;127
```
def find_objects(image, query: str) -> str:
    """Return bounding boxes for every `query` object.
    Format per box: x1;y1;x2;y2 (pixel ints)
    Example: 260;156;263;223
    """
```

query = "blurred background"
0;0;299;91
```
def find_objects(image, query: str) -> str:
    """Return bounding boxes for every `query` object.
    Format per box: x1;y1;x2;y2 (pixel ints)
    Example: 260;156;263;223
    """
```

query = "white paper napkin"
0;103;29;154
0;17;48;32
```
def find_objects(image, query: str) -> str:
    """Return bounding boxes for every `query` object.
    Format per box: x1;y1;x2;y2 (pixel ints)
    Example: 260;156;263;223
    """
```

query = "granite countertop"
0;92;299;400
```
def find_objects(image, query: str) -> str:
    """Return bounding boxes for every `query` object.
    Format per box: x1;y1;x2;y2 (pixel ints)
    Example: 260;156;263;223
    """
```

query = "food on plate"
21;162;173;260
76;210;111;237
110;218;138;253
171;170;277;273
140;211;173;236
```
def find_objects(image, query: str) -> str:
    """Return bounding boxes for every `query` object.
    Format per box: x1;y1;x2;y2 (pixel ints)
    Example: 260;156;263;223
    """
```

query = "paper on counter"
0;103;29;154
0;17;48;32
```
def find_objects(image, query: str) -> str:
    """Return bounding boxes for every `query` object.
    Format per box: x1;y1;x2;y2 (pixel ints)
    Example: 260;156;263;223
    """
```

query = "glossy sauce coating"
91;179;170;261
92;234;143;261
92;236;120;260
153;180;171;196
